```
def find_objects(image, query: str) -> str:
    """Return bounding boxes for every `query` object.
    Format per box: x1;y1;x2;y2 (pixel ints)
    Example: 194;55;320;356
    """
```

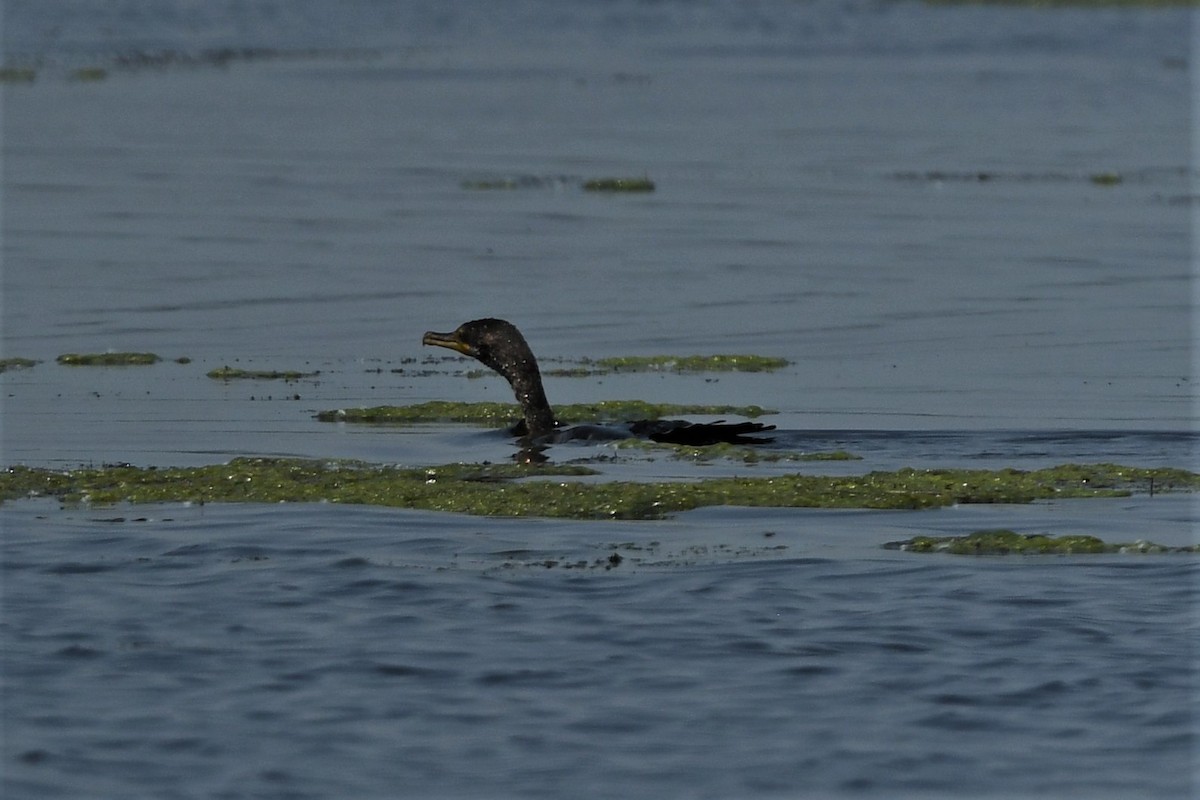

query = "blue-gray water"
2;1;1197;797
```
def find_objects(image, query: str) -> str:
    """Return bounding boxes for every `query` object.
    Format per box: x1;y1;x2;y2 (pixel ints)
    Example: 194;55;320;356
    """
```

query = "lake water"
2;1;1197;797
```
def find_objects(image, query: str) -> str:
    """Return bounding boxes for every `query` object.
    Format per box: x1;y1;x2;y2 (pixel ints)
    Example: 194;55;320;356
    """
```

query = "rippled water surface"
2;1;1197;797
4;498;1198;799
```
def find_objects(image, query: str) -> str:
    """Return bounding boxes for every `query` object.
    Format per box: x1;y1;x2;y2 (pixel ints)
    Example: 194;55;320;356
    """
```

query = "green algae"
543;366;605;378
0;68;36;83
1089;172;1123;186
553;400;773;422
315;400;774;426
57;352;160;366
0;458;595;510
583;177;656;192
316;401;527;426
70;67;108;82
2;460;1194;520
207;366;321;381
593;354;789;373
0;358;40;373
614;438;859;464
459;175;573;191
888;529;1200;555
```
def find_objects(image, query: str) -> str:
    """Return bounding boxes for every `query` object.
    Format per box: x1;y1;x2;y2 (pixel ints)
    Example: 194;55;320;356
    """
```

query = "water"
2;1;1197;797
4;498;1197;799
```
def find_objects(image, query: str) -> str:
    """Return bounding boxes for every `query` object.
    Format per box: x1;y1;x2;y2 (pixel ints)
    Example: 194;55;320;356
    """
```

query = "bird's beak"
422;328;473;356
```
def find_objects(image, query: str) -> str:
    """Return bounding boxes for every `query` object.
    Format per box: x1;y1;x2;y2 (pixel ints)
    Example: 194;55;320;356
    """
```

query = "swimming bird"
422;318;774;446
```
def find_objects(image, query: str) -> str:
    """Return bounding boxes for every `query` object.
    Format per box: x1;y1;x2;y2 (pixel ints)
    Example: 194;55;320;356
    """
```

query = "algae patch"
553;400;774;423
0;358;40;373
583;177;656;193
57;352;160;366
316;400;775;426
615;438;858;464
0;459;601;516
70;67;108;82
0;68;36;83
316;401;526;426
1089;172;1122;186
2;460;1194;520
886;529;1199;555
208;366;321;381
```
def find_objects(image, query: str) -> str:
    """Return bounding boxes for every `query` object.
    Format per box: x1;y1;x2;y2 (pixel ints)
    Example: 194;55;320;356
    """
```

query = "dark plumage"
422;318;774;446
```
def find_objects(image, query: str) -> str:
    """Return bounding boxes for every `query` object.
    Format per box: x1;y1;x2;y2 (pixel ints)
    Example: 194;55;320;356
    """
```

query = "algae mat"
2;459;1194;521
885;528;1199;555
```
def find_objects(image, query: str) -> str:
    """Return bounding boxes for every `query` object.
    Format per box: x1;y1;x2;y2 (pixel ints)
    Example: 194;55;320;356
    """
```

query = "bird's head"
422;317;536;383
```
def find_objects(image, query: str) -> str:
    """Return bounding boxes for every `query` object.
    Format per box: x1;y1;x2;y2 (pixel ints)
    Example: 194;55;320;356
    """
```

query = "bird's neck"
507;360;558;438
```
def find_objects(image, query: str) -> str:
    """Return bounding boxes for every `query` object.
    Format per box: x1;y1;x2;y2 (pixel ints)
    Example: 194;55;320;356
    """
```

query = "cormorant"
422;318;774;446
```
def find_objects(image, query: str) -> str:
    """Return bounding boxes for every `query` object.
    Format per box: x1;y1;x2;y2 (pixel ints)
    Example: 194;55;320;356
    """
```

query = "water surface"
1;2;1196;797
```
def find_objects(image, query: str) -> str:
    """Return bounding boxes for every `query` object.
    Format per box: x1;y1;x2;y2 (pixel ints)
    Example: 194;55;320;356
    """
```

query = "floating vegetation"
317;401;527;426
552;401;774;423
886;529;1200;555
207;367;321;382
69;67;107;82
594;354;789;373
315;400;774;426
615;439;859;464
893;169;1135;185
543;366;606;378
56;352;160;366
110;46;379;71
0;358;40;373
0;67;36;83
583;177;656;193
1;460;1193;520
460;175;572;191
